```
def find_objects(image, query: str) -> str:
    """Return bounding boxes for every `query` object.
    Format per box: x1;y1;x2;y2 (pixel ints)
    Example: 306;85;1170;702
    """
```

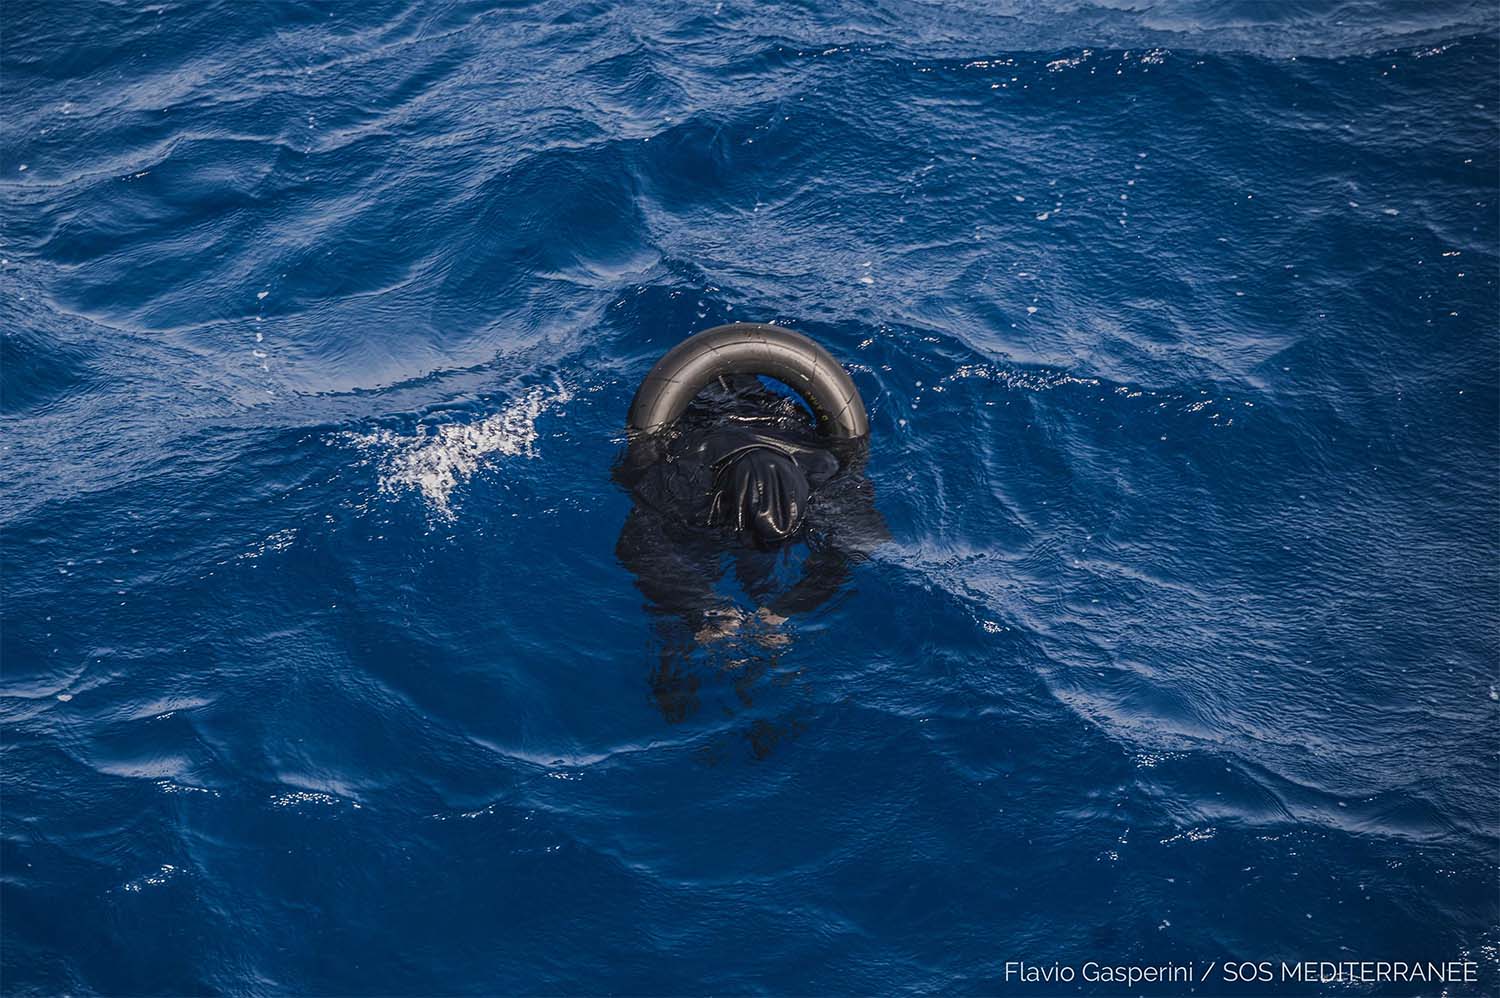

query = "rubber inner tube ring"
626;323;869;441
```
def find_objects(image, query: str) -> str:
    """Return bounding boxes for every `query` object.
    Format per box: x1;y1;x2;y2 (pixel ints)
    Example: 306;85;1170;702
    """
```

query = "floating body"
615;323;886;727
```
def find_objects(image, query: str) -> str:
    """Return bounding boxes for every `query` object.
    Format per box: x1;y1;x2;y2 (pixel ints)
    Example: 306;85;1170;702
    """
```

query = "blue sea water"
3;1;1498;994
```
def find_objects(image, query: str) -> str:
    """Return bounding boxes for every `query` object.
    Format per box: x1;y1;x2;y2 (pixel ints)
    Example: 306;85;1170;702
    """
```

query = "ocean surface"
3;1;1498;994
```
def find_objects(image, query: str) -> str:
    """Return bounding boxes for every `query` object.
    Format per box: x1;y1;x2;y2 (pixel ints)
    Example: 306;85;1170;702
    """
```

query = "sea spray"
345;382;571;520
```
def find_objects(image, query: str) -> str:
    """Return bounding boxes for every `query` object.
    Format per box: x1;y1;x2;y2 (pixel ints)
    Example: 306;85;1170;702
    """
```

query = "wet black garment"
615;375;887;630
709;444;811;546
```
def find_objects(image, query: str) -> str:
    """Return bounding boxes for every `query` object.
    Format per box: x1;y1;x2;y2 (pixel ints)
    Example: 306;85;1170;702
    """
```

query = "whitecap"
346;383;571;521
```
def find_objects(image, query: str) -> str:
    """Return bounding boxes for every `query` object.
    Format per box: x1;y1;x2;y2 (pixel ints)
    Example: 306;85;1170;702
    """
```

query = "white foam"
347;384;571;520
1160;826;1216;845
270;791;354;808
120;864;178;892
235;528;297;561
946;364;1098;391
1046;50;1091;72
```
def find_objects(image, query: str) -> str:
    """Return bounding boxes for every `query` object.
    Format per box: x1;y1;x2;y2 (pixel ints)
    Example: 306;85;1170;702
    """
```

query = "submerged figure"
615;324;887;733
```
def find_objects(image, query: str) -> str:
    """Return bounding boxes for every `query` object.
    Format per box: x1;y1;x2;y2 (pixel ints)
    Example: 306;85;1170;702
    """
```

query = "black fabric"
620;377;839;532
709;445;810;546
614;375;887;731
615;375;887;637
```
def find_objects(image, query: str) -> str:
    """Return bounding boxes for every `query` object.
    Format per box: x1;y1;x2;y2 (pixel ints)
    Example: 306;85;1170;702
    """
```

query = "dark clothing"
615;375;887;630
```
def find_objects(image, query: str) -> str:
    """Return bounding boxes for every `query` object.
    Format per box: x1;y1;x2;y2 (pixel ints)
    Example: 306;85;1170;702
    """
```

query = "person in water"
616;337;887;729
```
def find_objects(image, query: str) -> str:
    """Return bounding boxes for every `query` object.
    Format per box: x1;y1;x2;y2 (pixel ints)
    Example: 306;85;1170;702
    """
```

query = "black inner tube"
626;323;869;441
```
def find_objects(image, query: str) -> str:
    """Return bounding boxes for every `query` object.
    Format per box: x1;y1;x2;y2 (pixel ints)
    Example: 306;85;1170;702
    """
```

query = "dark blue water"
4;2;1498;994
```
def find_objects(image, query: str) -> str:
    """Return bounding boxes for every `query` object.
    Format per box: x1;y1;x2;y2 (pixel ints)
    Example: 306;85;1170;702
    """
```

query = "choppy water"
4;1;1498;994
